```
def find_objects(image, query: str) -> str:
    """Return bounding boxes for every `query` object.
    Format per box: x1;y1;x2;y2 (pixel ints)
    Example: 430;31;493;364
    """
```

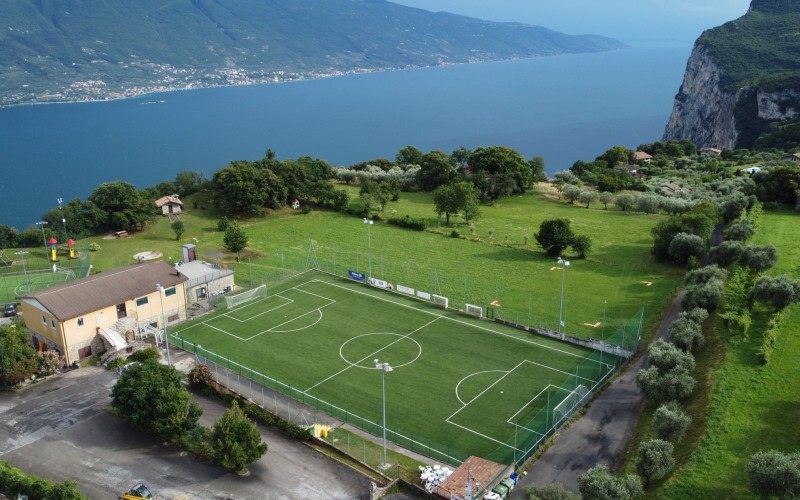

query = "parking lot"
0;362;371;499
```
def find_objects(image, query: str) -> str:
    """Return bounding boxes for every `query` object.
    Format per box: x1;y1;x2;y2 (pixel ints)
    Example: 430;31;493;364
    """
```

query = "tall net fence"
0;243;90;304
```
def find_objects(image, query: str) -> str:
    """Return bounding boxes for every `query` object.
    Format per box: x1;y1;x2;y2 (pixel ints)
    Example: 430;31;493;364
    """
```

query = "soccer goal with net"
432;294;449;309
552;384;589;425
224;284;267;309
465;303;483;318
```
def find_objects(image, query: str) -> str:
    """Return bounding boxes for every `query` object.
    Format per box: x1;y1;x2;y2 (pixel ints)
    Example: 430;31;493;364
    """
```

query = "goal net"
432;294;449;309
225;284;267;309
552;384;589;425
465;303;483;318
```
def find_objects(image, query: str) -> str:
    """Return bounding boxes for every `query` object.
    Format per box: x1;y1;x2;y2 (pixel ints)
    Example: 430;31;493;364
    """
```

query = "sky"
390;0;752;47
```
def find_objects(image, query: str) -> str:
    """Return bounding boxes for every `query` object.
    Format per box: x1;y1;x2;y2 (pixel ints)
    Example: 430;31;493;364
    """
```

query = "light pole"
557;257;570;334
155;284;172;366
35;221;48;257
363;218;373;279
57;197;67;241
374;358;393;468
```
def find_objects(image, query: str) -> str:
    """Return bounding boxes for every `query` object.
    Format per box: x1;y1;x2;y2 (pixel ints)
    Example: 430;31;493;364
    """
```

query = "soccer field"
172;270;622;465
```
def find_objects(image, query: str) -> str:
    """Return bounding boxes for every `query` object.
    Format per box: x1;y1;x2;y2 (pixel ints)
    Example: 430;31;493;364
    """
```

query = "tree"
636;439;675;485
647;339;696;373
599;191;613;210
211;161;285;215
578;191;598;208
111;359;202;439
0;323;37;387
552;171;580;199
750;275;800;310
577;464;643;500
417;150;456;191
682;280;725;311
88;181;154;232
636;341;696;403
174;170;208;196
635;194;661;214
726;218;755;241
570;235;592;259
0;224;20;249
653;401;691;443
597;145;633;167
535;219;575;257
529;156;547;183
563;185;581;204
708;241;744;267
433;182;480;224
171;220;185;240
223;221;248;262
740;244;779;273
745;450;800;499
523;482;580;500
209;402;268;474
469;146;531;200
668;309;706;352
615;193;636;212
396;145;424;166
667;232;705;265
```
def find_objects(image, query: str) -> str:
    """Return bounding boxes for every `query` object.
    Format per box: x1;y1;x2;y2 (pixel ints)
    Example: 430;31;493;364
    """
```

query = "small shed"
434;456;512;499
632;151;652;162
154;194;183;215
175;259;235;306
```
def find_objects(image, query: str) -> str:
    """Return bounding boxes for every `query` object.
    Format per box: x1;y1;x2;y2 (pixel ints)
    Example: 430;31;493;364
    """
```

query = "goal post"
465;303;483;318
552;384;589;425
224;284;268;309
432;294;449;309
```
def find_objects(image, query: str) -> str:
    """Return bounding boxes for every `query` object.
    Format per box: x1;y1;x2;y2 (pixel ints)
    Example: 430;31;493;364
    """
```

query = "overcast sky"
390;0;752;47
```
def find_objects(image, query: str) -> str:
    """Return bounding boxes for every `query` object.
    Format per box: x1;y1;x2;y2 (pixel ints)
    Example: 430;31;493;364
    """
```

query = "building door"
116;303;127;319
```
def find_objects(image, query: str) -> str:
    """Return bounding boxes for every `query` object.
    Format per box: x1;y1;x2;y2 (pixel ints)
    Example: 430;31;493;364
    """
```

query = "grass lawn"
171;270;623;466
618;208;800;498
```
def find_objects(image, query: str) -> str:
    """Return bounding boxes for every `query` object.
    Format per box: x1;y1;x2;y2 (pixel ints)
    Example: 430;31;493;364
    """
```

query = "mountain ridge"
0;0;627;106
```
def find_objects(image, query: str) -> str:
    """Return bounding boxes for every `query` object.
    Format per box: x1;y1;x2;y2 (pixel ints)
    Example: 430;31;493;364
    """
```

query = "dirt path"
514;290;685;494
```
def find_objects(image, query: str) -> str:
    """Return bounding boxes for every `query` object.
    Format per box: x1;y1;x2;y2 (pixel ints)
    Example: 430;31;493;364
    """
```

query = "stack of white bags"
419;464;453;492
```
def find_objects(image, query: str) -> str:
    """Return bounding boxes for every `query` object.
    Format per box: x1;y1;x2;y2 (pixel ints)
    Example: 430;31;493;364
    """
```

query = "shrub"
36;350;64;375
217;216;231;232
128;347;159;363
450;229;460;238
577;463;643;499
746;450;800;499
188;363;215;388
387;215;427;231
88;242;101;252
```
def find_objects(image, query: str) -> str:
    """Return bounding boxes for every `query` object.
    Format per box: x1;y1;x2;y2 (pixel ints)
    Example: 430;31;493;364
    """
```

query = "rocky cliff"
663;0;800;149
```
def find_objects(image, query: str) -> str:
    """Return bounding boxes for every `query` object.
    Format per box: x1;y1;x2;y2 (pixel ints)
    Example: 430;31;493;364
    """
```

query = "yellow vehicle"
118;483;154;500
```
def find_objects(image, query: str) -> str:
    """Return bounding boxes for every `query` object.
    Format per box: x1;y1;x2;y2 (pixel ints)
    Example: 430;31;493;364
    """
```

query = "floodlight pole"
57;197;67;241
363;218;373;279
156;284;172;366
35;222;48;258
374;358;393;468
557;257;570;334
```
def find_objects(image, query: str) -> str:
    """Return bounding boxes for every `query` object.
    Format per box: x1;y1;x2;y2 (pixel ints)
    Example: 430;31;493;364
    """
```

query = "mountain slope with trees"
0;0;626;106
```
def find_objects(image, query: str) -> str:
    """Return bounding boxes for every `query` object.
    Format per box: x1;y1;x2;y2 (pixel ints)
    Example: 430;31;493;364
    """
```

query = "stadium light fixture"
35;221;48;256
156;284;172;366
557;257;570;334
374;358;393;468
363;218;374;279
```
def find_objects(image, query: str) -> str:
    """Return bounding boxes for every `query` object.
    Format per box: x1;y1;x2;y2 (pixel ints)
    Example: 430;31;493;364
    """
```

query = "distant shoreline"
0;49;630;109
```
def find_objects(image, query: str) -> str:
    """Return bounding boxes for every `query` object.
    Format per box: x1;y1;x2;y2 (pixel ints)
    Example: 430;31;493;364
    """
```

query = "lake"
0;47;690;230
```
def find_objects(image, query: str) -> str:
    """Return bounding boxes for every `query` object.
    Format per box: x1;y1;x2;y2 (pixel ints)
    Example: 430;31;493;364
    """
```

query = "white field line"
303;316;441;393
311;277;602;364
223;295;293;323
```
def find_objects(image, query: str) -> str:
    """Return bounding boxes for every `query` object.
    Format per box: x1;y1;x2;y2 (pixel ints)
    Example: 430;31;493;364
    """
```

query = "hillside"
663;0;800;149
0;0;626;106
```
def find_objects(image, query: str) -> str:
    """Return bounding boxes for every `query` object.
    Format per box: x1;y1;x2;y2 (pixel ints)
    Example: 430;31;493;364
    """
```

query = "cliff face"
663;0;800;149
663;45;739;149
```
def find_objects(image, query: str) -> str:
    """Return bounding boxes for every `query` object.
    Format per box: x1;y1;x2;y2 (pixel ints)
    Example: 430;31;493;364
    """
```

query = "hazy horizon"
391;0;751;47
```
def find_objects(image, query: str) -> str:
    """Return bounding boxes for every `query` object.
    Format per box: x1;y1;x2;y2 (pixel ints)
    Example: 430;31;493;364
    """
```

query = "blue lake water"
0;47;690;230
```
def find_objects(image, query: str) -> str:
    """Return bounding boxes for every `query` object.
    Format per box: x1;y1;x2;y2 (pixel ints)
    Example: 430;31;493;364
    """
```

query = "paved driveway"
0;366;370;499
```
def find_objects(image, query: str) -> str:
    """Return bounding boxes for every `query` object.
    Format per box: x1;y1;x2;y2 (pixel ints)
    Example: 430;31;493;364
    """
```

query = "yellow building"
19;261;188;366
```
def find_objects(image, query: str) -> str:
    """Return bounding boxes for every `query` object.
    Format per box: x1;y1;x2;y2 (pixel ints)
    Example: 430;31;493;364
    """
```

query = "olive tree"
577;464;643;500
726;218;755;241
667;232;705;265
745;450;800;499
615;193;636;212
578;190;599;208
750;275;800;310
708;241;744;267
668;309;707;353
636;439;675;485
740;244;779;273
653;401;691;443
599;191;613;209
636;340;696;403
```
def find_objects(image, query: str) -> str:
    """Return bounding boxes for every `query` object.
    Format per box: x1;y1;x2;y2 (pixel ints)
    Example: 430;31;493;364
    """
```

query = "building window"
50;320;55;328
77;318;84;327
136;296;148;306
42;315;46;324
168;314;179;323
165;287;177;297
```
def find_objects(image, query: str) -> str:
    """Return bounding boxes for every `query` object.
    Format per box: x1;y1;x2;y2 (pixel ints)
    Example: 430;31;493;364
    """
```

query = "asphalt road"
0;365;371;499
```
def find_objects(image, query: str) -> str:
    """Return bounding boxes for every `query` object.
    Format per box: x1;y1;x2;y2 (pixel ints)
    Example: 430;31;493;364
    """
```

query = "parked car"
4;304;16;317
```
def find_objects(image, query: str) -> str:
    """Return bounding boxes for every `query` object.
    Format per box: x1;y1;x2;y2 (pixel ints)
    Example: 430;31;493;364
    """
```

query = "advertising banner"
368;277;394;290
397;284;415;296
348;271;366;283
417;290;431;300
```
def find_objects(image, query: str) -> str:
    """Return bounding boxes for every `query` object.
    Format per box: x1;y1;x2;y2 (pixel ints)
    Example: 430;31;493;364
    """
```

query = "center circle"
339;333;422;369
